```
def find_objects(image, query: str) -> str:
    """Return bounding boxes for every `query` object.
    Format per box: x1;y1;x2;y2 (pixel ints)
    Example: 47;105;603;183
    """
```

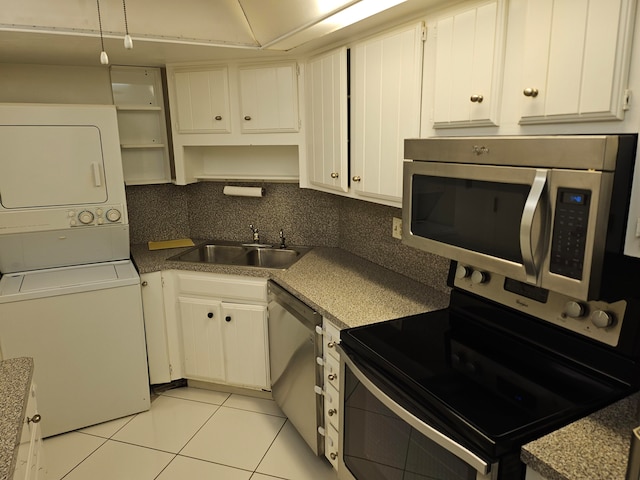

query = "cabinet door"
432;1;505;127
306;47;349;192
177;297;225;382
520;0;635;123
14;383;44;480
221;302;270;389
239;63;299;133
351;22;424;203
140;272;171;385
173;67;231;133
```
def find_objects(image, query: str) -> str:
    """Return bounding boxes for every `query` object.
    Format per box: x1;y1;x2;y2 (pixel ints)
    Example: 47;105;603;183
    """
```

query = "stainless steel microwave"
402;135;637;301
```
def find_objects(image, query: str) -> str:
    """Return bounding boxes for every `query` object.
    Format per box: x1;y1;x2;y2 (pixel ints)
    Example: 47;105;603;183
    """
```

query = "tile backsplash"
126;182;450;293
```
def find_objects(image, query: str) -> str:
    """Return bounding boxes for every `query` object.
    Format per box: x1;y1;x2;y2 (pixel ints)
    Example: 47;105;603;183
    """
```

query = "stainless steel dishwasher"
268;280;324;456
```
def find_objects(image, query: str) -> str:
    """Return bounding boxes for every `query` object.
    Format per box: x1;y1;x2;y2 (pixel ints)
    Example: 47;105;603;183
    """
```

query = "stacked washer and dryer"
0;103;150;438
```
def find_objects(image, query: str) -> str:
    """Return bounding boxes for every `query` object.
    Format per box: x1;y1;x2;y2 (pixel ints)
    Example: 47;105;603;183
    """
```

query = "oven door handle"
520;169;549;284
341;350;491;475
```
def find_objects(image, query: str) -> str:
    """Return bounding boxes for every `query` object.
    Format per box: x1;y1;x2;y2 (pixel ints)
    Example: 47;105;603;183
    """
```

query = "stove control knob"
591;310;614;328
455;265;472;279
564;301;586;318
106;208;122;222
471;270;488;285
78;210;94;224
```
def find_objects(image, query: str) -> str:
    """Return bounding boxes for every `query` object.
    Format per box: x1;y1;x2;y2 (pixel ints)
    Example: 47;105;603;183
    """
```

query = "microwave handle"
520;169;548;283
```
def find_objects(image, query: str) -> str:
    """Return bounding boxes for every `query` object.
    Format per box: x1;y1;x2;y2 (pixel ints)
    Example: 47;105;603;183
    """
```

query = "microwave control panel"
549;188;590;280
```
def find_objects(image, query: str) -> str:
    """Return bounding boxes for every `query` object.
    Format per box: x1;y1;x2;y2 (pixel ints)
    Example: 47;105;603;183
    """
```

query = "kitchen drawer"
325;383;340;431
325;423;339;469
175;271;267;302
324;320;341;361
325;354;339;391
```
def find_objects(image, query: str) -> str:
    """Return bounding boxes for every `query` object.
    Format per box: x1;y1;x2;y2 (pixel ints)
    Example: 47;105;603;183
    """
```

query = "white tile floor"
43;387;338;480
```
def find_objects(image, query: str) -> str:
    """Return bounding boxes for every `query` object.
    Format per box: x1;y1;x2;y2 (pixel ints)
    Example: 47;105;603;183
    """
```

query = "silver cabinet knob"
470;94;484;103
327;341;336;349
330;172;339;179
330;452;338;460
328;408;337;416
352;176;361;182
523;88;539;97
328;373;337;381
215;115;222;121
141;281;148;287
27;414;41;424
244;115;252;121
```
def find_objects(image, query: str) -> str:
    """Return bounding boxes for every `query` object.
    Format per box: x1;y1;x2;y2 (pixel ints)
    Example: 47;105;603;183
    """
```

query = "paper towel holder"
223;185;265;197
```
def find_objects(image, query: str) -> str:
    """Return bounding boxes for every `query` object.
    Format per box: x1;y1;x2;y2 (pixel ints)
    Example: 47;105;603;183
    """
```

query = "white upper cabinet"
351;22;425;203
239;63;300;133
519;0;636;124
431;0;507;128
173;66;231;133
305;47;349;193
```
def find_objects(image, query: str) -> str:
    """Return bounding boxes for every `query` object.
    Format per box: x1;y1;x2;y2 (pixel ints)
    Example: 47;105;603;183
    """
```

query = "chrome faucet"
249;224;260;243
279;229;286;249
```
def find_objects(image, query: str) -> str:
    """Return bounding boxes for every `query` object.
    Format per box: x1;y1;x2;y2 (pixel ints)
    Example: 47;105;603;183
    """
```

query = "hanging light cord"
123;0;130;36
96;0;105;53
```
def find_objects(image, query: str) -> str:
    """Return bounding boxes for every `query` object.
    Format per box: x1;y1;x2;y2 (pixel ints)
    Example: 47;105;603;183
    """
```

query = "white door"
0;125;108;208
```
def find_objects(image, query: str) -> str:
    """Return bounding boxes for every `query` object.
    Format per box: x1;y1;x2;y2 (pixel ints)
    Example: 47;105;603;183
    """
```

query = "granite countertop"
522;393;639;480
131;243;451;329
0;357;34;480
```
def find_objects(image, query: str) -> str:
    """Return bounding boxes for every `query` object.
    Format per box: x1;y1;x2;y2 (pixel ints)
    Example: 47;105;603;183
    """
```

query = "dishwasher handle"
268;281;320;330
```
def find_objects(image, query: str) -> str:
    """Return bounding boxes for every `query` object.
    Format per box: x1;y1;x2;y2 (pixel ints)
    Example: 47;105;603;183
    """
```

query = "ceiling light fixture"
122;0;133;49
96;0;108;65
262;0;408;50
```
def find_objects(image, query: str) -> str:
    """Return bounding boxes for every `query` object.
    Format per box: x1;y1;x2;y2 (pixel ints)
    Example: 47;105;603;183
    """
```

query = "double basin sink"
168;241;312;270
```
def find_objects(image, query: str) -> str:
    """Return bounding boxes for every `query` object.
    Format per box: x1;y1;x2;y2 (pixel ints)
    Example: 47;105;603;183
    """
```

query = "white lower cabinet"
140;272;173;384
13;382;44;480
321;318;342;471
167;271;270;390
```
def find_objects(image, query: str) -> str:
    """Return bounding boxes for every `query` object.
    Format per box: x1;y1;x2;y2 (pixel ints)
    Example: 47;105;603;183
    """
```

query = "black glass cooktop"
340;295;634;458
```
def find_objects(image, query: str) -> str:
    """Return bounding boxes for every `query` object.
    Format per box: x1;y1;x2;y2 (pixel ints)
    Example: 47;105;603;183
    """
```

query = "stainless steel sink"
168;241;311;269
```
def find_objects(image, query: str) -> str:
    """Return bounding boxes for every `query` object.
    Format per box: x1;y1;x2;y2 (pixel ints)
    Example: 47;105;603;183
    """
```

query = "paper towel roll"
223;186;265;197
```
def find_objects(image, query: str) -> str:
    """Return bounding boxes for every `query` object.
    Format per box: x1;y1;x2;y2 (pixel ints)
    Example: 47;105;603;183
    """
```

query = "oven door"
338;350;500;480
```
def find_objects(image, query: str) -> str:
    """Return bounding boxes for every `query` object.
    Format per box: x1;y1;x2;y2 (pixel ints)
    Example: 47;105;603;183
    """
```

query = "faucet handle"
279;229;286;249
249;224;260;242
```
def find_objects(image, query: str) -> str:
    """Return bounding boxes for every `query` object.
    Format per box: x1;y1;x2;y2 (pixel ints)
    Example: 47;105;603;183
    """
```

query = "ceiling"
0;0;450;66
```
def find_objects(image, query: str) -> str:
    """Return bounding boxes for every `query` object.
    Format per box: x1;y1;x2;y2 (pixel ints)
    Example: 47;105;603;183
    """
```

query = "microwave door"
403;162;548;285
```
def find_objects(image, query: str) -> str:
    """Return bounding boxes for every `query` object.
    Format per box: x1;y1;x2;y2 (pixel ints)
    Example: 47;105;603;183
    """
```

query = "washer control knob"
106;209;122;222
78;210;94;224
471;270;488;285
455;265;473;279
591;310;614;328
564;301;586;319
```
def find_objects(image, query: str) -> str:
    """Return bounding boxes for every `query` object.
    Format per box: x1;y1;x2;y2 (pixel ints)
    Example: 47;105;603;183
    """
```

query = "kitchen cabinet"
110;66;173;185
525;467;549;480
305;47;349;193
168;271;270;390
351;21;424;204
166;61;303;185
320;318;341;470
172;66;231;133
431;0;507;128
304;23;424;207
239;63;300;133
13;382;44;480
519;0;636;124
140;272;173;385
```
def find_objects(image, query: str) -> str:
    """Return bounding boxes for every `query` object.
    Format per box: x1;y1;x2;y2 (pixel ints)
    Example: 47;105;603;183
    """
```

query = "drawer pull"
328;373;337;381
207;312;214;319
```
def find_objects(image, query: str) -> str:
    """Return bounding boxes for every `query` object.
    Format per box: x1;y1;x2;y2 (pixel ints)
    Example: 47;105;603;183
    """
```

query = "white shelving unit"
110;66;173;185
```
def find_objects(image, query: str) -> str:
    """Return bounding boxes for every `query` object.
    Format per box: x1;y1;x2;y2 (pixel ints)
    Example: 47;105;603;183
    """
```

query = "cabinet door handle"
207;312;214;319
141;281;148;287
214;115;222;121
328;373;337;381
27;414;41;424
352;176;361;182
244;115;252;121
470;94;484;103
327;341;336;349
328;408;337;416
225;316;232;322
523;88;539;98
330;172;339;179
330;452;338;460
